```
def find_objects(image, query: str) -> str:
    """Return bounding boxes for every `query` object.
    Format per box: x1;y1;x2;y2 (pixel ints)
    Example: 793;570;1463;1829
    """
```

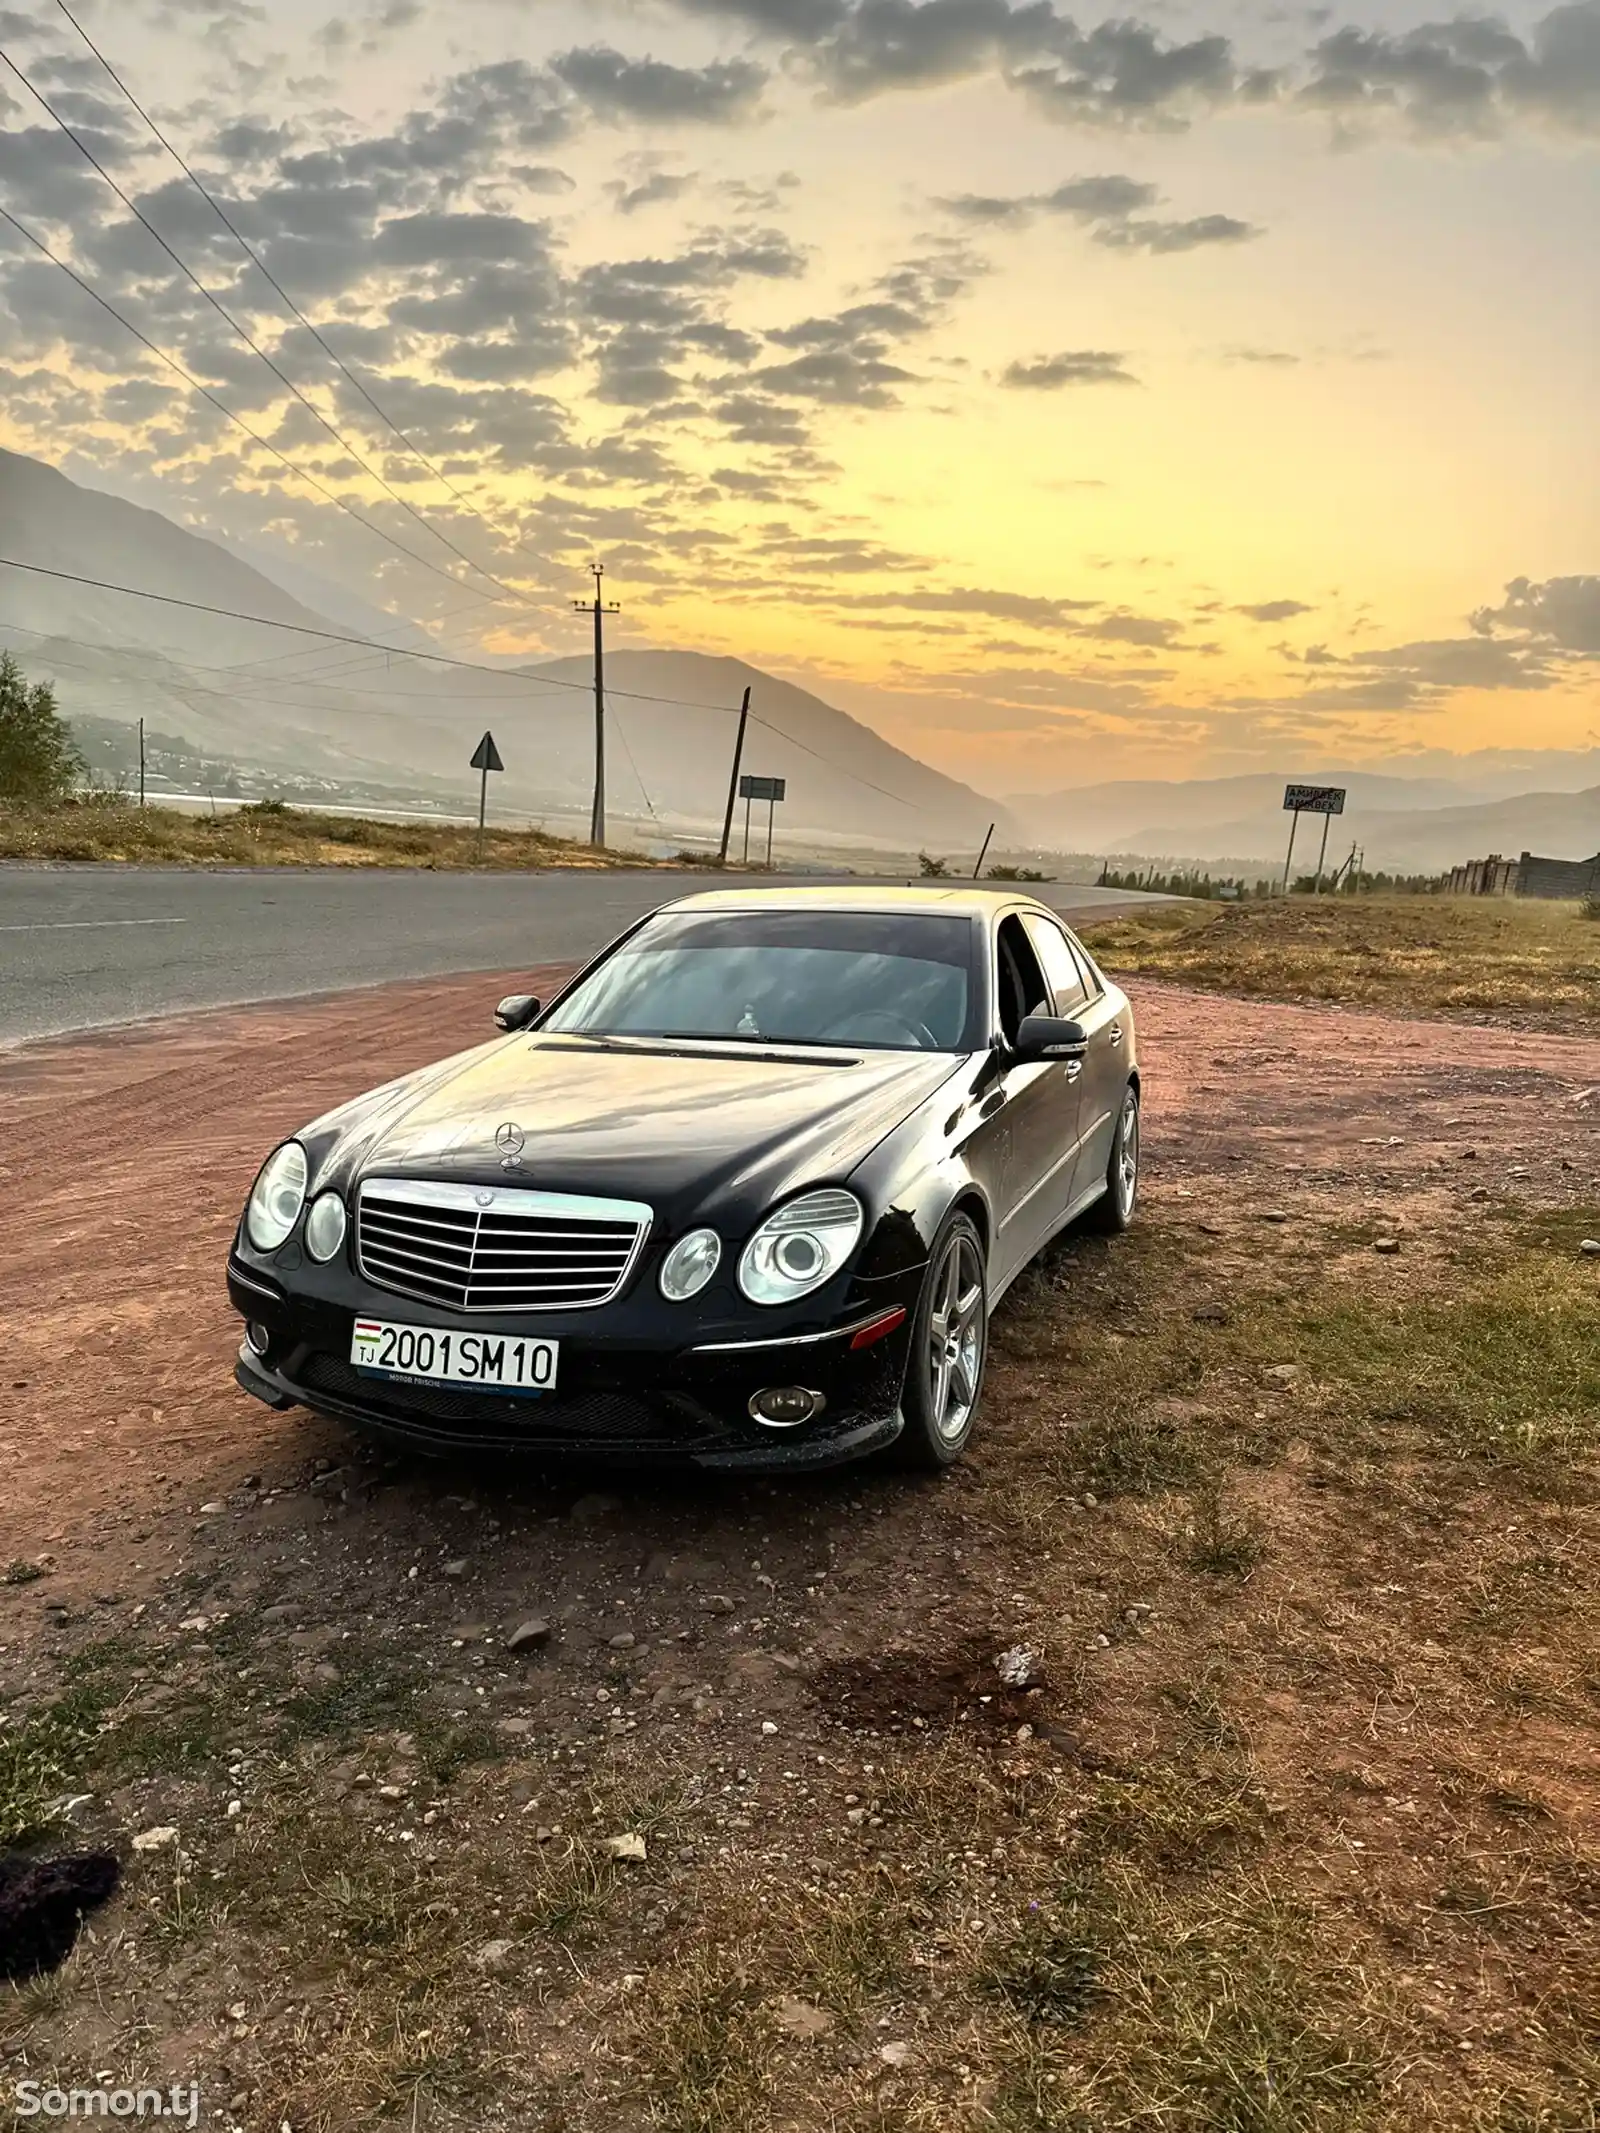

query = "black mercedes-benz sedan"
228;887;1139;1471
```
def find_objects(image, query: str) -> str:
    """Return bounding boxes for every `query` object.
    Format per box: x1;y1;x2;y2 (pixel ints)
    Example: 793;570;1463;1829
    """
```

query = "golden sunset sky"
1;0;1596;789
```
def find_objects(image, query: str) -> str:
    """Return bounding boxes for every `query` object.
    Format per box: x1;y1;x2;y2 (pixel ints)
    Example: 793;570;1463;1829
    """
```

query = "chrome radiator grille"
356;1179;651;1312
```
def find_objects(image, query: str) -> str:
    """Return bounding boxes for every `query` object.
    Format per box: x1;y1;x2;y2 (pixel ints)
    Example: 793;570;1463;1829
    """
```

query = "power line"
0;556;917;807
0;41;542;616
0;200;509;608
50;0;566;595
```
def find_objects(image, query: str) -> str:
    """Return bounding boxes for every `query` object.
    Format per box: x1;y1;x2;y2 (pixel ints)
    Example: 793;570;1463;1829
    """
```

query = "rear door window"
1022;913;1088;1014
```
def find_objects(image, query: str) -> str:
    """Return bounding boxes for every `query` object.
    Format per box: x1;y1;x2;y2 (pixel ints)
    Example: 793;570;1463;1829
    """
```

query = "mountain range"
3;445;1598;875
0;448;1003;847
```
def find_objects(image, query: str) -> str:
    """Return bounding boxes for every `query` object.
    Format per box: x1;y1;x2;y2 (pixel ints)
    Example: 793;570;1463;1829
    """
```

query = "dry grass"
1079;894;1600;1027
0;795;652;869
5;1008;1598;2128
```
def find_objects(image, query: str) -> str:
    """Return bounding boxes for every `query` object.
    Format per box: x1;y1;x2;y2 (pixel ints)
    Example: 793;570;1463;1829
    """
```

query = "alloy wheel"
927;1229;985;1442
1117;1090;1140;1214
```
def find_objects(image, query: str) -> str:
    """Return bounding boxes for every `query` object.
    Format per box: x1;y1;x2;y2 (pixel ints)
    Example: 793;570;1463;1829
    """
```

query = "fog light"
245;1321;271;1358
748;1385;825;1429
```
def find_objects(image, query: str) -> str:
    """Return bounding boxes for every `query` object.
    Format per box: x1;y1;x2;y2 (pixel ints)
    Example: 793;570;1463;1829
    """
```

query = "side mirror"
494;994;540;1033
1013;1012;1088;1062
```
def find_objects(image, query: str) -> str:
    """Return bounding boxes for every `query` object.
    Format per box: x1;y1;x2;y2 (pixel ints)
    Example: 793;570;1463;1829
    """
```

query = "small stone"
377;1784;407;1801
1192;1303;1229;1324
442;1559;469;1579
472;1939;517;1973
1580;1240;1600;1257
1260;1209;1290;1224
570;1493;621;1523
506;1617;551;1651
260;1603;298;1624
996;1644;1040;1689
1263;1363;1302;1383
178;1615;210;1634
496;1717;534;1737
132;1826;179;1852
774;1997;834;2039
1374;1237;1401;1255
879;2041;910;2068
608;1631;637;1650
199;1501;226;1515
761;1720;779;1735
703;1594;735;1615
604;1832;647;1863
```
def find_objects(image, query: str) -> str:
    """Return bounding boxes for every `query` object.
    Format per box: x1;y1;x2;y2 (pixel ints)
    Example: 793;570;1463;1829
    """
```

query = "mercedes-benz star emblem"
495;1120;525;1170
474;1188;495;1208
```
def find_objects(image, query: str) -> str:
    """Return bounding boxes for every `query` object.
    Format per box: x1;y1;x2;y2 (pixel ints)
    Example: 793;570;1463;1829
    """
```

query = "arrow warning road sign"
470;731;505;773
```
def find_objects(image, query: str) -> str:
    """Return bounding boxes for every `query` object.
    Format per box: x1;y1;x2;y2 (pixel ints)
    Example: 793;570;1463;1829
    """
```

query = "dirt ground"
2;969;1594;1572
2;966;1596;2129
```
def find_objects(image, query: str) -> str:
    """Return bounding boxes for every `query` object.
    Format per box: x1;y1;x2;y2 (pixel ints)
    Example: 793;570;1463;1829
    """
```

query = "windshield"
542;909;978;1051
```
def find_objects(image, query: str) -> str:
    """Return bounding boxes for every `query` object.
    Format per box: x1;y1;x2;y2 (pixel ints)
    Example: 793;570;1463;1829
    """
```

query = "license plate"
350;1317;558;1396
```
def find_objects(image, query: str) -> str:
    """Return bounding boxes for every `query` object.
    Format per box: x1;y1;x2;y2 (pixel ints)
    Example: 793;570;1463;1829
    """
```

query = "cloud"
1094;212;1256;253
609;170;698;214
551;46;769;126
1000;350;1138;388
737;241;981;413
940;171;1257;254
1473;574;1600;654
1302;4;1600;141
1236;599;1313;623
1010;20;1267;129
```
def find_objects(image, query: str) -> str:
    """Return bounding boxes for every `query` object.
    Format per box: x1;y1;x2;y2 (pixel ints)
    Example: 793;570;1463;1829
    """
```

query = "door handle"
1064;1060;1083;1081
1108;1023;1124;1045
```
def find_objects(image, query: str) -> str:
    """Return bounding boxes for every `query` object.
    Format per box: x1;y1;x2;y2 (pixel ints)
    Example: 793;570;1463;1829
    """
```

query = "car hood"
313;1033;964;1225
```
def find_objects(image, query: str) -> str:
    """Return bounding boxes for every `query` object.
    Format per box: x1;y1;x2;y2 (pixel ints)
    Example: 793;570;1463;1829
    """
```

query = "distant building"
1447;850;1600;898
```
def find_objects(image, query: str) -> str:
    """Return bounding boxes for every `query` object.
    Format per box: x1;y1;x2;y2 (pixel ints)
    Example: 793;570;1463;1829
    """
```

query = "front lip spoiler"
233;1347;901;1470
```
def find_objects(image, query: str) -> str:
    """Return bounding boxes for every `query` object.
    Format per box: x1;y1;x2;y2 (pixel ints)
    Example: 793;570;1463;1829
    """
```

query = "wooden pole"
718;687;751;864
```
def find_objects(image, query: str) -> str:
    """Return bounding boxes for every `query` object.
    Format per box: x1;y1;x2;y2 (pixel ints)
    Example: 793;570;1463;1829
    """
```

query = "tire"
1085;1082;1139;1234
894;1211;989;1468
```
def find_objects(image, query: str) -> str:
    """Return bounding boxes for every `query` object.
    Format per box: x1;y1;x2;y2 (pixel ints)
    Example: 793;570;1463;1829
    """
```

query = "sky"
0;0;1596;794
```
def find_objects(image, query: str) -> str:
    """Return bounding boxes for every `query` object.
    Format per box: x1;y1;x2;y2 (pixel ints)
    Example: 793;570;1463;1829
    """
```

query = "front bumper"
228;1253;917;1470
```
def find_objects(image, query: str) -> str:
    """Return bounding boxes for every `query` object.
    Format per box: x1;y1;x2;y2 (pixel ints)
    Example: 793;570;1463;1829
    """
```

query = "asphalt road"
0;867;1171;1044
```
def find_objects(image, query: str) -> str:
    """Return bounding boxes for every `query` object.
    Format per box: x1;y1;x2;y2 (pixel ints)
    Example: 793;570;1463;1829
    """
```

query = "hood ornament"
495;1120;525;1171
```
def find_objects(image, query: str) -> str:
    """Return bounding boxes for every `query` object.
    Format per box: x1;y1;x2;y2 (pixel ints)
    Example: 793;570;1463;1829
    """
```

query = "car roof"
657;883;1051;920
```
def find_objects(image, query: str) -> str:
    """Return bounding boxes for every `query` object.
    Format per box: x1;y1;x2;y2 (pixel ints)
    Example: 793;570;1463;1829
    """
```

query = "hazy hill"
1012;769;1600;875
516;650;1003;845
0;448;1006;846
1009;771;1472;853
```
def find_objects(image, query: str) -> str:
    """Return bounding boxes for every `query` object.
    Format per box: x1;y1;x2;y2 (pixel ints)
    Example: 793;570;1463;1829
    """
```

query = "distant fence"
1446;850;1600;899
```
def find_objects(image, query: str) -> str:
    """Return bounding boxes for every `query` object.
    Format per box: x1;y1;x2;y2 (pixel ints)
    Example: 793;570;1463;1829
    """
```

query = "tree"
0;653;84;803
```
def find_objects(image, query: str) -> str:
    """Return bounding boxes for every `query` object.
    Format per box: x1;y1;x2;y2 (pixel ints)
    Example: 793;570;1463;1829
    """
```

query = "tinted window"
543;909;978;1051
995;915;1050;1044
1022;913;1088;1013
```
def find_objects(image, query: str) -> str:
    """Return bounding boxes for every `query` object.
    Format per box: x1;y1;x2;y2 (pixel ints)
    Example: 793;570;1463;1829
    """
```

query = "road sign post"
1281;783;1345;892
738;774;786;868
470;730;505;858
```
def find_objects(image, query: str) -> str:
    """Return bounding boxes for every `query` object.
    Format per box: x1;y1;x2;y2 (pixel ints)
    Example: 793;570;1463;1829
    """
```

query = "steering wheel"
820;1008;939;1049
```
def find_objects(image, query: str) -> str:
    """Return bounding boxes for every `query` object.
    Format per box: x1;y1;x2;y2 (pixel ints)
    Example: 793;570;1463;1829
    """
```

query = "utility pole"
718;687;752;863
1313;810;1332;892
137;716;145;807
574;563;620;848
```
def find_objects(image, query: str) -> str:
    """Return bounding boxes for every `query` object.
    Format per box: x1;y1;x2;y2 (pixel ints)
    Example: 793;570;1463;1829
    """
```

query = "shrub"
0;653;84;802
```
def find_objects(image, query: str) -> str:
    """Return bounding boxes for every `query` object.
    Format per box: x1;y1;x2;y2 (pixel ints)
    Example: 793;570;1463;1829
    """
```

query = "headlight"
246;1141;307;1252
660;1227;721;1302
304;1190;348;1264
738;1189;864;1306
